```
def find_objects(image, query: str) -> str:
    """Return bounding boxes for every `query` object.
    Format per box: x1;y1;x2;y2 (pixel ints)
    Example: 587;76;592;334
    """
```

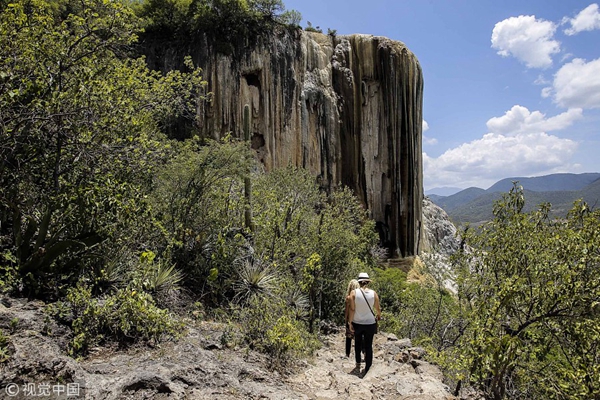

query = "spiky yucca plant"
232;260;278;304
287;287;310;319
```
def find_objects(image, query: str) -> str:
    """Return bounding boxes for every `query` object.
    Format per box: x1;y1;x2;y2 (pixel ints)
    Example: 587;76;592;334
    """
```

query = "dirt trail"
286;331;456;399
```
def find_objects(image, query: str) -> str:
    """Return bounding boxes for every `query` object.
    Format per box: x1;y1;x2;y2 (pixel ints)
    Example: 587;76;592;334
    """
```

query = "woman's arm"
344;296;350;323
374;292;382;320
348;291;356;331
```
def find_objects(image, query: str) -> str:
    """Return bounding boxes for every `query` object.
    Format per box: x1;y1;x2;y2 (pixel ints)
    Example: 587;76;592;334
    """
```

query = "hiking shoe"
350;363;361;376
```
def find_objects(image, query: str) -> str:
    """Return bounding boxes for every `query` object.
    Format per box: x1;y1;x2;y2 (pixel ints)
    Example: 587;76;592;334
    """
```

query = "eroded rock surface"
421;197;460;256
145;30;423;258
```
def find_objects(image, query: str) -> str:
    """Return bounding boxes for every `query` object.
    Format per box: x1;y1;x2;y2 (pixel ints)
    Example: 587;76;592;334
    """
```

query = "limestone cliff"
148;29;423;257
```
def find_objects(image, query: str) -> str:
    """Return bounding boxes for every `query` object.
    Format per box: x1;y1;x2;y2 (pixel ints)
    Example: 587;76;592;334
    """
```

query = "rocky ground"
0;297;471;399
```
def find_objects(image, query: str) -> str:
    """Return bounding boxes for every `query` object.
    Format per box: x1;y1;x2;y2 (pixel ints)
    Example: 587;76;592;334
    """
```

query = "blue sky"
282;0;600;191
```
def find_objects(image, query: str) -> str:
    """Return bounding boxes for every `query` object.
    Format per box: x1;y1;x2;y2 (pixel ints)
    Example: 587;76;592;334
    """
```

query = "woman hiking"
348;272;381;376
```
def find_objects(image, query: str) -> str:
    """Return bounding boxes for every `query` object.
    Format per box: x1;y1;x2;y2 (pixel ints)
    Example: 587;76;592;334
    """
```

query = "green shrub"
266;315;305;358
448;186;600;399
0;251;18;293
49;285;183;356
234;295;319;367
373;267;407;314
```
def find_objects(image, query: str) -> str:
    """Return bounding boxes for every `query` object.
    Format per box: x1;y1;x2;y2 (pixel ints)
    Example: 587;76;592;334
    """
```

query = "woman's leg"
353;323;363;366
363;323;377;372
345;332;352;357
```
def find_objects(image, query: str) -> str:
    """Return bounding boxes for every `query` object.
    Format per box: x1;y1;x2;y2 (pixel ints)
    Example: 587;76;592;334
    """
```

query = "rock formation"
421;196;461;256
146;29;424;258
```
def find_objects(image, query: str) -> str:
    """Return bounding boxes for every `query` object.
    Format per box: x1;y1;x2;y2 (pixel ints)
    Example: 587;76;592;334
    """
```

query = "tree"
452;184;600;399
149;136;253;301
252;168;378;324
0;0;205;295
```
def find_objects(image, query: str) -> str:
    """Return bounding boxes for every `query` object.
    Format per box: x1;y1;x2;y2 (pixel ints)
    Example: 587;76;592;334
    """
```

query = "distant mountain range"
428;173;600;225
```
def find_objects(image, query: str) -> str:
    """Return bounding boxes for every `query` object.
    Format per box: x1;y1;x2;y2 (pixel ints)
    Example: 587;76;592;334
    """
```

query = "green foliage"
0;0;205;296
266;314;306;359
449;185;600;399
376;271;461;349
252;167;378;324
232;259;279;304
0;252;17;292
304;21;322;33
132;250;184;304
49;284;182;356
252;166;322;263
373;267;407;314
234;295;319;367
278;9;301;26
150;136;253;303
137;0;193;35
139;0;302;52
300;253;321;293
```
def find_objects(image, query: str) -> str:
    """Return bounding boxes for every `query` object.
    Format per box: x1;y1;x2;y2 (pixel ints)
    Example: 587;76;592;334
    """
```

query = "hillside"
430;173;600;224
431;187;487;212
486;173;600;193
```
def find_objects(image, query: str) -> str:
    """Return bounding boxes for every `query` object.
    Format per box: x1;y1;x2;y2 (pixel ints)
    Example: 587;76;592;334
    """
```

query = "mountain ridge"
429;172;600;224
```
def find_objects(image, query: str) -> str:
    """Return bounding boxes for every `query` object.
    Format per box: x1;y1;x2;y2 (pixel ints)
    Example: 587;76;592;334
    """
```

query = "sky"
281;0;600;192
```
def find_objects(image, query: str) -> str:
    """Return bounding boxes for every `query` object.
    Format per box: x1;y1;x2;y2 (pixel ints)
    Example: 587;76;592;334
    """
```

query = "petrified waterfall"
152;30;423;257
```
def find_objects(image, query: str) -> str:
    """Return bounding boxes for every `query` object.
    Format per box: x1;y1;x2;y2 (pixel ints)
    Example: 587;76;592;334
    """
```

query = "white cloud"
422;120;438;145
563;3;600;35
552;58;600;109
534;74;550;85
491;15;560;68
541;87;553;98
486;105;583;135
424;106;582;189
424;137;438;145
561;53;574;63
424;133;578;189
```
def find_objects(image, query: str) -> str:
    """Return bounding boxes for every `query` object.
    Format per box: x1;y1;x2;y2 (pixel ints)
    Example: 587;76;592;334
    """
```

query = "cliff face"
152;30;423;257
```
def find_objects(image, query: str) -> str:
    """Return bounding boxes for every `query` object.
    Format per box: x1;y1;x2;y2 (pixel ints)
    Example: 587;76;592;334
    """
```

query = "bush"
48;285;183;356
0;251;17;293
234;295;319;368
448;186;600;399
373;267;407;314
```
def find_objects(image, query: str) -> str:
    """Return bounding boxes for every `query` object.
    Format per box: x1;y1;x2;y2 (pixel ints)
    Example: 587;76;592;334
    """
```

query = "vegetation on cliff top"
137;0;302;54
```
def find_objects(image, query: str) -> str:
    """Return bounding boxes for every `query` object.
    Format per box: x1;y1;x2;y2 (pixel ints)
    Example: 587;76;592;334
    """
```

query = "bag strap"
359;288;376;318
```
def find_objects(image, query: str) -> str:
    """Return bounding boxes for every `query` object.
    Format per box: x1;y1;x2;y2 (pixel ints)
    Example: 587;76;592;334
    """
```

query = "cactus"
243;105;254;232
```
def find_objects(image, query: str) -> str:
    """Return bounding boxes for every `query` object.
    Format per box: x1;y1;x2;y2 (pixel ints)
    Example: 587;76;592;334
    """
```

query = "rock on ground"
1;297;459;399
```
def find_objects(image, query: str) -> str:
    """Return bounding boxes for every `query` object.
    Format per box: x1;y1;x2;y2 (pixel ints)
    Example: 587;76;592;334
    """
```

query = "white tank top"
353;288;376;325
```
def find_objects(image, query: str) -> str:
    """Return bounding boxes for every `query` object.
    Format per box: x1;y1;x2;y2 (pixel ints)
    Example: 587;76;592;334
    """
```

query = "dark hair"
359;280;369;287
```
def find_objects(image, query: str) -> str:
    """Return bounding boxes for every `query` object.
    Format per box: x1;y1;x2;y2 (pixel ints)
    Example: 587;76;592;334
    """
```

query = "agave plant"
88;247;136;294
135;251;184;296
146;262;185;294
287;287;310;319
232;259;279;304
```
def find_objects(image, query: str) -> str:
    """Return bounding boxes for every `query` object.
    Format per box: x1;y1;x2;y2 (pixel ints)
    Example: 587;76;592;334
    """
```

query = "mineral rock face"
151;30;423;257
